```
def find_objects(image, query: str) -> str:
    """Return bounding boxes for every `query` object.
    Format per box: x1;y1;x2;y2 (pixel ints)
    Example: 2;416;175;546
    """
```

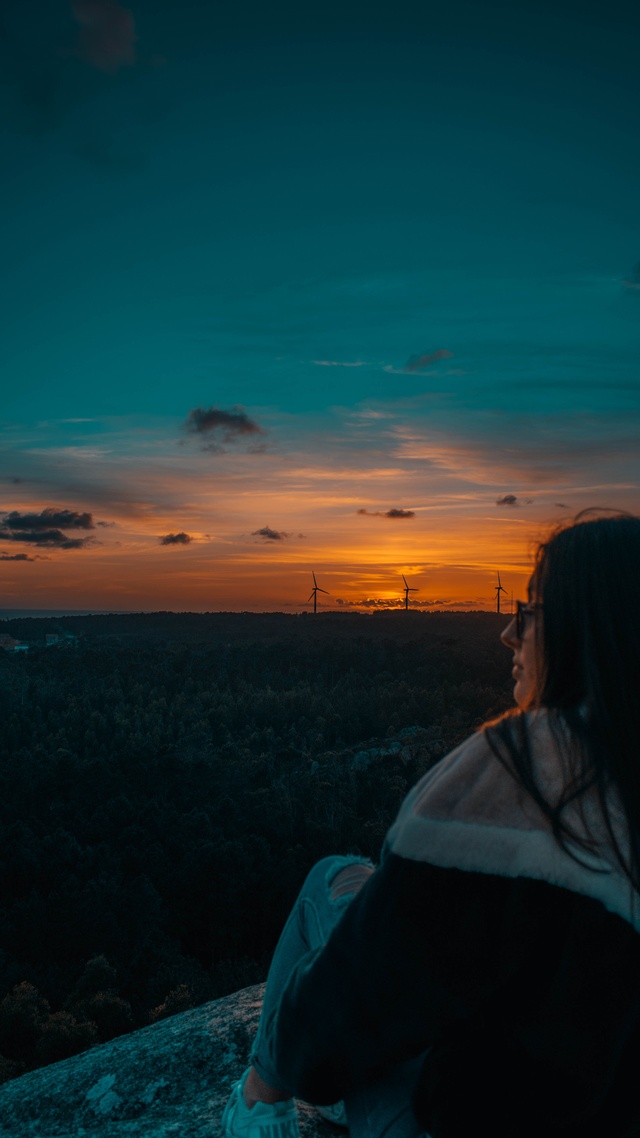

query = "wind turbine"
402;574;418;611
494;571;507;614
307;571;329;614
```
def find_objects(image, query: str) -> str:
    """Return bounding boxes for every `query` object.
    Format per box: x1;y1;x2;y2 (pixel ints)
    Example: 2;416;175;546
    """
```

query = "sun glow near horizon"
1;430;636;613
0;497;541;613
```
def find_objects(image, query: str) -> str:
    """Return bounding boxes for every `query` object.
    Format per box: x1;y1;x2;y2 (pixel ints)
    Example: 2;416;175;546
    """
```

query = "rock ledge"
0;984;327;1137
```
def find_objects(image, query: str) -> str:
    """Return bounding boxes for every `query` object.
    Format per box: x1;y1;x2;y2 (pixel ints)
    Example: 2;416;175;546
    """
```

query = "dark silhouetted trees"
0;611;513;1080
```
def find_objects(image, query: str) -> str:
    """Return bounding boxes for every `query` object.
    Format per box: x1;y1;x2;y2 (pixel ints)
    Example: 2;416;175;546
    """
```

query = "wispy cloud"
347;409;395;422
383;365;464;378
390;417;640;487
404;349;454;373
0;553;37;562
312;360;370;368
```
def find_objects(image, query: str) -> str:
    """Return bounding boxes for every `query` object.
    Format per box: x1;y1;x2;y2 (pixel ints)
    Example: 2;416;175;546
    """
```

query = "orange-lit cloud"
2;508;95;530
0;507;103;550
334;596;476;609
252;526;290;542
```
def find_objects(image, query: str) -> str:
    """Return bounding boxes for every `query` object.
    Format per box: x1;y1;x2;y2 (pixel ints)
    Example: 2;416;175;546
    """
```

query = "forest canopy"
0;611;513;1082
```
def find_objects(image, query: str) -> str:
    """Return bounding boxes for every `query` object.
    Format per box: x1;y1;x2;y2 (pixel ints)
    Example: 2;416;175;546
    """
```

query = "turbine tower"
494;571;507;614
307;571;328;614
402;574;418;611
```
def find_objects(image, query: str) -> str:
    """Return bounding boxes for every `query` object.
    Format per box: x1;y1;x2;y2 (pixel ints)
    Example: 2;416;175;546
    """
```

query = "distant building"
45;632;78;648
0;634;29;654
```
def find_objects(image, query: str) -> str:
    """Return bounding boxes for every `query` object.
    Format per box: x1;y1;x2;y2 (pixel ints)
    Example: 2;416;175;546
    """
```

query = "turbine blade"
318;588;329;594
306;592;315;602
312;571;318;587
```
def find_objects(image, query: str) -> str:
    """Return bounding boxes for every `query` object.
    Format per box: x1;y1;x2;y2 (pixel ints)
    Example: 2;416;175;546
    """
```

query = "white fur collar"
386;711;640;932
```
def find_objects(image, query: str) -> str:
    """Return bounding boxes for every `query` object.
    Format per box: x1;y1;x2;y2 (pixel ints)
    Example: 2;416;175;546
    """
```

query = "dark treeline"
0;611;513;1082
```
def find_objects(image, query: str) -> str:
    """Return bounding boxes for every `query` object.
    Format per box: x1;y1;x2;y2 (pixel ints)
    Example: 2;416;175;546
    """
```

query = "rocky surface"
0;984;331;1137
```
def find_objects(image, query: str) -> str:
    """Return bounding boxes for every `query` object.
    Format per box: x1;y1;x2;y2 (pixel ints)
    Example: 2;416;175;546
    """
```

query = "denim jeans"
250;855;427;1138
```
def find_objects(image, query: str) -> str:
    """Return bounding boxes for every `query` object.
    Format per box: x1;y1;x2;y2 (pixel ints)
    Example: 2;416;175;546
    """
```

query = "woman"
222;513;640;1138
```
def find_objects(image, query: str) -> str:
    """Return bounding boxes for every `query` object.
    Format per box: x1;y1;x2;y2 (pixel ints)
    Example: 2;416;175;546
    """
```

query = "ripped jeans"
250;856;427;1138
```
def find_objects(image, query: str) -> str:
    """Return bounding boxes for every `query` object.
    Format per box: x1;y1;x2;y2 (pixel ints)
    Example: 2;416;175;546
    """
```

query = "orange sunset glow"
2;412;637;612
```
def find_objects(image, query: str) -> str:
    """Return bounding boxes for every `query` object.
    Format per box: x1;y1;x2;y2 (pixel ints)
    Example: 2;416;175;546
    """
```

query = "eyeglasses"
515;600;543;640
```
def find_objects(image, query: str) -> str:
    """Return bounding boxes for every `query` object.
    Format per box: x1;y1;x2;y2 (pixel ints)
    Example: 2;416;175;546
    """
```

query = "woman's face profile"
500;577;540;709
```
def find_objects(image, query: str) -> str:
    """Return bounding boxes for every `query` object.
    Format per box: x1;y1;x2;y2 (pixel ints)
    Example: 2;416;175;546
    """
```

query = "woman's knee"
330;860;374;901
302;854;375;902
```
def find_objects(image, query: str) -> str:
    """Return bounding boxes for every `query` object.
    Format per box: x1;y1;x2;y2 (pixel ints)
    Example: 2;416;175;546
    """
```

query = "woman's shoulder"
385;712;640;932
387;715;542;836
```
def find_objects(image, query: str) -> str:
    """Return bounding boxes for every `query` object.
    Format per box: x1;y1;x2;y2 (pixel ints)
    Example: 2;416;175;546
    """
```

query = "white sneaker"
315;1101;348;1128
221;1069;301;1138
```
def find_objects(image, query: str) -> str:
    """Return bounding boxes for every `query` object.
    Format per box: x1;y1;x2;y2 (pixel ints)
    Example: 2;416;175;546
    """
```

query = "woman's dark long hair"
485;511;640;890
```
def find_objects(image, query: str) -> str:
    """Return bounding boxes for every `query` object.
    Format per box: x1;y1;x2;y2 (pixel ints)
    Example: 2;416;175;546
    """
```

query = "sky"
1;0;639;612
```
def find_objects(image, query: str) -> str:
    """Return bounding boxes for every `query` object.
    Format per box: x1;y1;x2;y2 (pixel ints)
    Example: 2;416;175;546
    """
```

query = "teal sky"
1;0;639;611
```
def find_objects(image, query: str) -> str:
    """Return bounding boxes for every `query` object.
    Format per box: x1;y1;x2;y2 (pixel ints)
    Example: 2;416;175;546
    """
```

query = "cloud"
312;360;369;368
0;528;95;549
159;532;192;546
404;349;454;373
252;526;288;541
71;0;137;74
334;597;474;609
495;495;532;507
0;553;36;562
0;509;101;550
392;417;640;487
357;508;416;519
2;508;95;530
184;405;265;451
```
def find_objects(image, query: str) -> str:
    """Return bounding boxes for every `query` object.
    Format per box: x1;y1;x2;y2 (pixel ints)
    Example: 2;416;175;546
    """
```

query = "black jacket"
263;713;640;1137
